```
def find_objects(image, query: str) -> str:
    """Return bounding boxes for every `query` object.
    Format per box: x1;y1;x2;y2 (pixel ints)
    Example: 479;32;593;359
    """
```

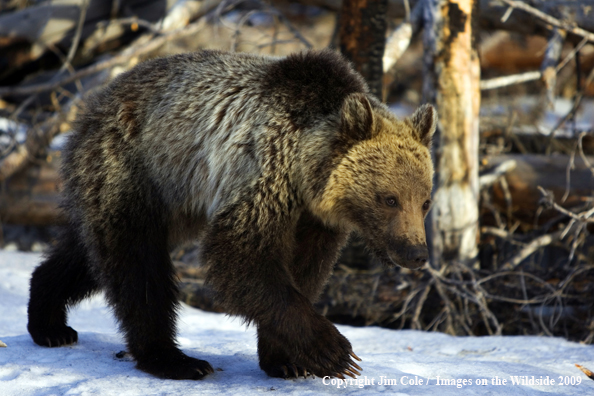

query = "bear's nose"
406;245;428;265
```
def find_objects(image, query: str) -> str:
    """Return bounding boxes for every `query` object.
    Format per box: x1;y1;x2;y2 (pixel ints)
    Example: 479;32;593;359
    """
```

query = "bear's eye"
423;200;432;211
385;197;398;208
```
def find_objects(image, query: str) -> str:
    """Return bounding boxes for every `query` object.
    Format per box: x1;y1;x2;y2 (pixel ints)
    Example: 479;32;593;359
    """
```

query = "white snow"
1;250;593;395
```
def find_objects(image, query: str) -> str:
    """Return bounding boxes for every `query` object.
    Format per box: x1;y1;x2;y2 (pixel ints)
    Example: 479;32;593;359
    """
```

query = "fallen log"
482;153;594;227
0;0;222;84
0;152;65;226
0;0;165;82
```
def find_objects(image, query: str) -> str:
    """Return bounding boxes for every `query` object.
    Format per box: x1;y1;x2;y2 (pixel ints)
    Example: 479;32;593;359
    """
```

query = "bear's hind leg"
97;220;213;380
28;227;100;347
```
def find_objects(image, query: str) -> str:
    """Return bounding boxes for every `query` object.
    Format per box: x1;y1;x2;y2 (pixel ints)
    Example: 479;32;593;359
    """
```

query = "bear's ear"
340;93;375;141
409;104;437;149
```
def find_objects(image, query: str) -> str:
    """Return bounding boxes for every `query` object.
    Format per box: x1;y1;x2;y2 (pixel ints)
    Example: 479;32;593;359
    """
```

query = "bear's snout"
404;245;428;268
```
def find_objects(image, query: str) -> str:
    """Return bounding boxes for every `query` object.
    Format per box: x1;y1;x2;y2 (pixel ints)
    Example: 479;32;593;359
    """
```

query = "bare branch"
479;159;517;188
480;71;541;91
480;34;590;92
499;0;594;43
537;186;594;224
545;67;594;153
501;231;561;270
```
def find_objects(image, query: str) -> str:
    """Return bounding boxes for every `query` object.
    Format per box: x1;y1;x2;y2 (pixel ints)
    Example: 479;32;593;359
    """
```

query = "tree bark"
423;0;481;264
338;0;388;98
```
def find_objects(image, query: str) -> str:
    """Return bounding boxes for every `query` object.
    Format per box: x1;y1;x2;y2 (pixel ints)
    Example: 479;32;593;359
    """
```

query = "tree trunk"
422;0;481;264
338;0;388;98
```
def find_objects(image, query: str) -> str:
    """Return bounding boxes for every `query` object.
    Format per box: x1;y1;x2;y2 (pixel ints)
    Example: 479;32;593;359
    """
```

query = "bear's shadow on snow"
3;333;348;386
3;332;280;382
1;334;215;378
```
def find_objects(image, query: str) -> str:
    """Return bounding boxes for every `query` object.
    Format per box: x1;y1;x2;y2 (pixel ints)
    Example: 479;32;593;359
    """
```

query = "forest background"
0;0;593;344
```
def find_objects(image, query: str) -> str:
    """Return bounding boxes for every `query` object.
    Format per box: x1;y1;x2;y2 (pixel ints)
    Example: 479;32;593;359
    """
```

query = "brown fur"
27;49;436;381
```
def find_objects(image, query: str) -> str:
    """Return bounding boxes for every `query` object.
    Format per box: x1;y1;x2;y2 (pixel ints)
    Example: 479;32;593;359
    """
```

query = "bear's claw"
344;367;360;379
264;362;311;379
281;364;310;379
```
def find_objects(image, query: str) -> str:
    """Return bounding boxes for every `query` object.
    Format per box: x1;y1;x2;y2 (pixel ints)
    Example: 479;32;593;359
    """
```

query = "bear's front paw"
136;349;214;380
258;316;362;380
258;332;313;379
299;317;362;379
28;324;78;347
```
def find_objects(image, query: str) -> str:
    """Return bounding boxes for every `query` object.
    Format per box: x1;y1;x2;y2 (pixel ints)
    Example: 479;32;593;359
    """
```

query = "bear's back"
64;49;369;232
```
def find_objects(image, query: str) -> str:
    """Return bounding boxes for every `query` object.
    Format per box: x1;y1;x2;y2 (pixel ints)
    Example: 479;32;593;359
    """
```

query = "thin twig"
545;61;594;154
59;0;89;76
499;176;513;229
412;283;431;329
577;132;594;177
403;0;410;21
97;17;162;34
561;139;578;202
555;37;589;73
481;226;526;246
538;186;594;223
500;6;514;22
268;6;313;49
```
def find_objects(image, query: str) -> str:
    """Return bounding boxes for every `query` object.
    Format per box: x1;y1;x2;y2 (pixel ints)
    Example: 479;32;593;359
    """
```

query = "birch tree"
422;0;481;265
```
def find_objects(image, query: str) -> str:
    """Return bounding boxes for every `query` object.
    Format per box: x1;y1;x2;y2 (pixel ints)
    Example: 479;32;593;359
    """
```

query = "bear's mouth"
374;249;424;270
364;237;428;270
378;252;398;268
387;251;427;270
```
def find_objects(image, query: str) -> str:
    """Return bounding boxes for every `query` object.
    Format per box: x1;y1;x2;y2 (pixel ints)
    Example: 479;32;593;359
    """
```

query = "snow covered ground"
1;250;593;395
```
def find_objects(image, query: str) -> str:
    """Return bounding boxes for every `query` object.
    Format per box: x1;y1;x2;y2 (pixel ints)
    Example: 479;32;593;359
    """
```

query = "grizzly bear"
27;49;436;381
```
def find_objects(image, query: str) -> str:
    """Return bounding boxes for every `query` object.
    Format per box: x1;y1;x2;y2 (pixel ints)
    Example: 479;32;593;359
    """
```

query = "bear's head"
319;93;437;269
